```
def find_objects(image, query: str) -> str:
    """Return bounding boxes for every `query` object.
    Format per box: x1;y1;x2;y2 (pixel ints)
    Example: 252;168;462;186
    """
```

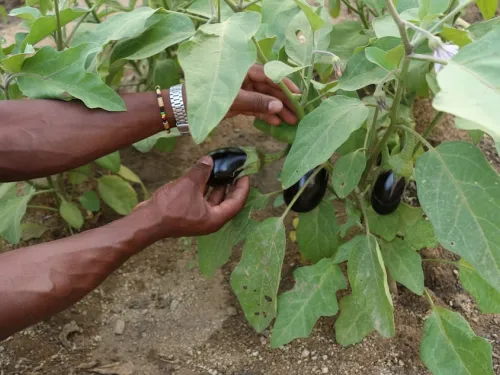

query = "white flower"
433;43;459;73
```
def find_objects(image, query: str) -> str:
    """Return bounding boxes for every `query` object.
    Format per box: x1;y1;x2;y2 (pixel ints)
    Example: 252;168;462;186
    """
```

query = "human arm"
0;64;299;182
0;156;249;341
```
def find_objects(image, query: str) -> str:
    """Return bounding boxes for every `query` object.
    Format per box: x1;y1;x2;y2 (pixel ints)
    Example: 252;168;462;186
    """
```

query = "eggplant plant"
2;0;500;373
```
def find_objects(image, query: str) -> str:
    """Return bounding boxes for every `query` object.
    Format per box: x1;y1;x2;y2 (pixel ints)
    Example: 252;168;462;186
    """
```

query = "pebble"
252;351;259;357
227;307;237;316
301;349;310;358
322;355;328;360
170;299;180;312
312;356;318;361
0;346;4;352
114;319;125;335
322;367;329;374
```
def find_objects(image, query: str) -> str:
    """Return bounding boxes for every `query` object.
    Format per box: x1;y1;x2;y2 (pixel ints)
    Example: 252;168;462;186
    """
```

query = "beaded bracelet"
155;85;170;133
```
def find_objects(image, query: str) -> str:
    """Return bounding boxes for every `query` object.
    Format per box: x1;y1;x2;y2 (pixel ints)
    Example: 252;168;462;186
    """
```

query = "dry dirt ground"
1;3;500;375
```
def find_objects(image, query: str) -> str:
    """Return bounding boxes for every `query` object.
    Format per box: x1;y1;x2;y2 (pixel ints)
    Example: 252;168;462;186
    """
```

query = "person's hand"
141;156;250;238
225;64;301;126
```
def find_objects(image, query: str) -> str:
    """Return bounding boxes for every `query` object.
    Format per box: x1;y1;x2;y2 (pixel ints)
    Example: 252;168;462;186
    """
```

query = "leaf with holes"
420;306;493;375
282;96;369;188
332;150;366;198
230;217;286;332
296;201;340;263
271;258;347;348
416;141;500;292
335;234;394;345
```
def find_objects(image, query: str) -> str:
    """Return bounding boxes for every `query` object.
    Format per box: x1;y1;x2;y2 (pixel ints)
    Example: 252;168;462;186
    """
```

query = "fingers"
184;156;213;193
209;177;250;227
253;83;298;124
248;64;301;94
207;186;226;206
231;89;284;115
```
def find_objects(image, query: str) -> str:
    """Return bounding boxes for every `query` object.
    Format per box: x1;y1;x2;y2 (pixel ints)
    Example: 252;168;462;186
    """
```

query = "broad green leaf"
296;201;340;263
380;238;424;295
95;151;120;173
256;36;277;62
273;195;285;208
407;60;430;97
26;0;52;15
362;0;385;14
152;58;180;89
459;259;500;314
282;96;369;188
0;6;7;23
79;191;101;212
98;176;138;215
328;0;341;18
420;306;493;375
17;44;125;111
231;217;286;332
469;129;484;144
440;25;473;47
468;17;500;39
133;130;179;153
327;21;374;61
455;117;500;155
336;50;387;92
117;165;141;184
335;234;394;345
416;141;500;292
372;9;419;38
418;0;449;19
294;0;325;31
9;6;40;25
433;28;500;147
22;8;87;48
264;61;307;83
337;127;367;156
197;189;268;277
68;165;92;185
0;185;35;244
397;0;419;11
271;259;347;347
1;51;33;73
405;218;438;250
186;0;234;20
397;202;425;231
110;13;194;63
59;200;84;229
178;12;260;143
474;0;497;19
332;150;366;198
285;11;314;66
332;233;363;263
21;222;48;241
71;7;156;47
338;200;361;238
261;0;299;50
366;205;399;241
254;118;297;144
365;44;404;71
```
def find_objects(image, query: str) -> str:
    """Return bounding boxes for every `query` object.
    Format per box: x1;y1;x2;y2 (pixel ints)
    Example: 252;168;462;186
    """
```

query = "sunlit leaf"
474;0;497;19
294;0;325;31
98;176;138;215
59;200;84;229
178;12;261;143
416;141;500;292
264;60;307;83
327;21;374;61
271;259;347;347
468;17;500;39
261;0;299;50
282;96;369;188
231;217;286;332
420;306;493;375
297;201;340;263
440;25;473;47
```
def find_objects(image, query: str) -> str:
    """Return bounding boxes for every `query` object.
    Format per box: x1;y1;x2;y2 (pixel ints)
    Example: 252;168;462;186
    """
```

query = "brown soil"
1;4;500;375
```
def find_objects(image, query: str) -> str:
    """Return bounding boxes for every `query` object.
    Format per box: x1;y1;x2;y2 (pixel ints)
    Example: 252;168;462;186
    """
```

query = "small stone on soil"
322;366;329;374
301;349;310;358
114;319;125;335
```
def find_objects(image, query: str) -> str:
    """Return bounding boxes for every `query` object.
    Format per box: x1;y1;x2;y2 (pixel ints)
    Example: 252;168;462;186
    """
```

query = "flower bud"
430;40;459;73
374;87;389;111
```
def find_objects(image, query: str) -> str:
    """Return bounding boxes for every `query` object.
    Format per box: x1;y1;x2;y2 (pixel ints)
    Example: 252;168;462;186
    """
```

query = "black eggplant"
283;168;328;213
371;170;405;215
207;147;247;187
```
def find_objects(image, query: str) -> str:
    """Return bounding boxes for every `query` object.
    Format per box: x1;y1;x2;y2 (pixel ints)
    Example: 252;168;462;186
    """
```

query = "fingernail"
199;156;213;166
268;100;283;113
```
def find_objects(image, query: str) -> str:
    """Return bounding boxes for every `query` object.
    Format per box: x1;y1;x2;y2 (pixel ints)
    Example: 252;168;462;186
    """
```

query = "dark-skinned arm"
0;157;250;341
0;64;300;182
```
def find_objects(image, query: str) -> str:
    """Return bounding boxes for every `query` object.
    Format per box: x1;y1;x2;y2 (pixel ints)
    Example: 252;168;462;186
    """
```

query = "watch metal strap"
169;84;190;135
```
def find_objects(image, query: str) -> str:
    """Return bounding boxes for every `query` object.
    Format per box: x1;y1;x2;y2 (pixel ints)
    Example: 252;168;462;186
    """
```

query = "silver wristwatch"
169;84;190;135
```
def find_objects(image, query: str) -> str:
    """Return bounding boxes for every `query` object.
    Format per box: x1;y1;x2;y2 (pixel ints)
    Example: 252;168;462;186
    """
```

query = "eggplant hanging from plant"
207;147;247;187
371;170;406;215
283;168;329;213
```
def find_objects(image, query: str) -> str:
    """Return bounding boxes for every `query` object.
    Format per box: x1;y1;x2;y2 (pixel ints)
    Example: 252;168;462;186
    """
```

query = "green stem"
390;57;410;126
301;33;316;106
385;0;412;55
32;189;56;197
252;37;305;120
281;166;323;219
423;288;435;307
84;0;101;23
241;0;261;10
408;53;449;65
27;205;58;212
395;124;435;151
53;0;64;51
165;9;208;22
365;106;379;152
303;88;334;107
422;111;444;140
355;0;370;29
404;20;442;45
128;61;142;77
355;188;370;234
65;12;89;47
217;0;221;22
223;0;239;12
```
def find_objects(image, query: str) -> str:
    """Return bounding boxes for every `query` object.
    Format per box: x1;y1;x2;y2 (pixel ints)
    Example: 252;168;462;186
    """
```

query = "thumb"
185;156;213;192
232;90;283;115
